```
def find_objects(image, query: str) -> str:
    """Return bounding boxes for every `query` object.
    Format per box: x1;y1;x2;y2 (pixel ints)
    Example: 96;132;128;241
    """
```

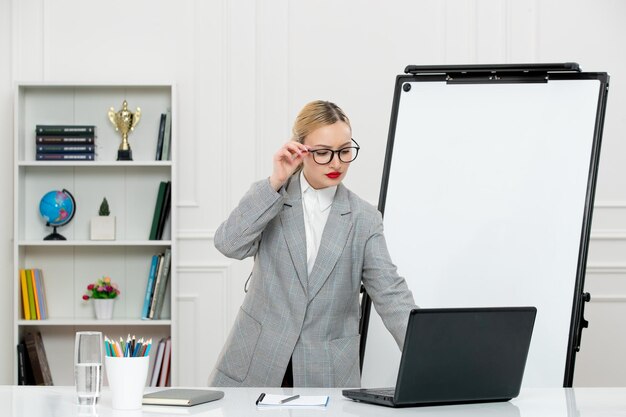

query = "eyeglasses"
308;138;360;165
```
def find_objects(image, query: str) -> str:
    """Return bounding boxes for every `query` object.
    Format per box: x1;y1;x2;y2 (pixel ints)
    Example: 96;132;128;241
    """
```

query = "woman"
209;100;416;388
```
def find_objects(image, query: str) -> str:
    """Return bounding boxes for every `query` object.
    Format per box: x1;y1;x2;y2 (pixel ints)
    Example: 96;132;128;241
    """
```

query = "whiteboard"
361;70;608;388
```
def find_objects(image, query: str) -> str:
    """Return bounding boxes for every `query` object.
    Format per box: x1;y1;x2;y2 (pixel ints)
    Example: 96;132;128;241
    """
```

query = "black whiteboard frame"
359;63;609;387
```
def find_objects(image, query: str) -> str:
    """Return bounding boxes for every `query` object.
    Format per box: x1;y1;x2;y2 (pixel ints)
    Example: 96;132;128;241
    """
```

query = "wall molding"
177;229;216;240
588;295;626;303
594;202;626;209
590;230;626;240
586;264;626;275
177;263;229;273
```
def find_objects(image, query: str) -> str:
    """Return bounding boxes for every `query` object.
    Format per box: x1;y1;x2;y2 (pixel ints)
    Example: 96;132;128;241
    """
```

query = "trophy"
108;100;141;161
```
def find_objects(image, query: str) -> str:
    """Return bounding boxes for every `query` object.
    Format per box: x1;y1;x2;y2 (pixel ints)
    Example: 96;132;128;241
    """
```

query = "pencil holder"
105;355;149;410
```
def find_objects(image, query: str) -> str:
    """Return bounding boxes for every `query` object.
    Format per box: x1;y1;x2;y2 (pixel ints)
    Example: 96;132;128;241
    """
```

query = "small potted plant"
90;197;116;240
82;276;120;320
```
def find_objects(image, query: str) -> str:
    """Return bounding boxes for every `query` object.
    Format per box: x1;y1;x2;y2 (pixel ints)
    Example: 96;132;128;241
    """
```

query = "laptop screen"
394;307;536;405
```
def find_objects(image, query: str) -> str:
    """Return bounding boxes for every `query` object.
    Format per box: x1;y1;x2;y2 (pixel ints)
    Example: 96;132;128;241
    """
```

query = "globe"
39;189;76;240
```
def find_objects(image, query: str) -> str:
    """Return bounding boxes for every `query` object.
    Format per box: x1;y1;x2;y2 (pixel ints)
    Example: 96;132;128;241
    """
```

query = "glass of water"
74;331;103;405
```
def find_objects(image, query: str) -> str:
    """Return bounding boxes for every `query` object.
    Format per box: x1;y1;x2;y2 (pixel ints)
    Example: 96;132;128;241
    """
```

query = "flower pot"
93;299;115;320
91;216;116;240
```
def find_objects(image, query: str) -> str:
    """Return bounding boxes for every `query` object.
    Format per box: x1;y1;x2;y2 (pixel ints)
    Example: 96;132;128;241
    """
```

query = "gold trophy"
108;100;141;161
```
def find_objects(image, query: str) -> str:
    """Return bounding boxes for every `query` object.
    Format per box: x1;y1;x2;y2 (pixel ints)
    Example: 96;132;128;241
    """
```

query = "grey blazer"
208;175;416;388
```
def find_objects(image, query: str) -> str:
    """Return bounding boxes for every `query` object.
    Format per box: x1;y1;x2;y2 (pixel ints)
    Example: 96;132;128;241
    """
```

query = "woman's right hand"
269;141;309;191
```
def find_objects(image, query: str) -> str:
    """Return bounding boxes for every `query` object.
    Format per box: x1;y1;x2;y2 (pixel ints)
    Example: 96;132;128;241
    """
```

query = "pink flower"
82;276;121;301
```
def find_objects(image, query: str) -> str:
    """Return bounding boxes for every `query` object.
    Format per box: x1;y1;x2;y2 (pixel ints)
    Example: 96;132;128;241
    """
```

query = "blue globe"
39;189;76;240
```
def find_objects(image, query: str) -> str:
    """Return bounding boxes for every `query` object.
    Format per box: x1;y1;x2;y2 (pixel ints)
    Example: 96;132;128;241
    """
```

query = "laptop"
343;306;537;407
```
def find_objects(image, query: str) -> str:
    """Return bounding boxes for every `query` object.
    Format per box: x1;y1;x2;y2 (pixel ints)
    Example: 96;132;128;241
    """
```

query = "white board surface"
362;78;601;388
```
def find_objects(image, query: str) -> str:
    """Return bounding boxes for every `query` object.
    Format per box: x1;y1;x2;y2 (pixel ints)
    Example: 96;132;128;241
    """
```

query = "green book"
149;182;167;240
25;269;37;320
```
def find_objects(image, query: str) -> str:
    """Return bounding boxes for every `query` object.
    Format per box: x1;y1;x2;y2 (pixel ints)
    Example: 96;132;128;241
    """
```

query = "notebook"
142;389;224;407
343;307;537;407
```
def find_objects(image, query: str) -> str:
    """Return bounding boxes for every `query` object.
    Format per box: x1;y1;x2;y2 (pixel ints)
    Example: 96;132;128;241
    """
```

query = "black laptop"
343;307;537;407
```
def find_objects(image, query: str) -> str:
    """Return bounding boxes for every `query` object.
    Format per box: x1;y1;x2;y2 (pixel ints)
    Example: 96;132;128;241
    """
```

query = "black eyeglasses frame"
308;138;361;165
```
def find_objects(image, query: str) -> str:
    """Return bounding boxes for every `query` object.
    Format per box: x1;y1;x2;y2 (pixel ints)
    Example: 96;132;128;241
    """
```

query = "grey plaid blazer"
208;175;416;388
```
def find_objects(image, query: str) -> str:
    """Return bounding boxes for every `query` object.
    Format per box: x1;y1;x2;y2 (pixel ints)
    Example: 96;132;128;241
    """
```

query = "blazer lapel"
279;176;308;295
307;184;353;301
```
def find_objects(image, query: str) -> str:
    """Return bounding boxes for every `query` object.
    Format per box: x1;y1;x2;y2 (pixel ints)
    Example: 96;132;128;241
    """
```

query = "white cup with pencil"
104;335;152;410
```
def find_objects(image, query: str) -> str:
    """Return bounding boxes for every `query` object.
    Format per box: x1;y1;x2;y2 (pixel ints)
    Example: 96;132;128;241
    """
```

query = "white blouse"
300;171;337;275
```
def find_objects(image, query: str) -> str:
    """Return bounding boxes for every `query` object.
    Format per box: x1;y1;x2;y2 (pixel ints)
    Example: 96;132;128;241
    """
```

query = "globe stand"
44;225;67;241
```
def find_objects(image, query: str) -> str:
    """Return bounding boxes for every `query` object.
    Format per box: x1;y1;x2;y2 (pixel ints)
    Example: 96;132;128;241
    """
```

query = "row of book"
19;269;48;320
155;109;172;161
142;249;172;320
35;125;96;161
150;337;172;387
17;331;53;385
150;181;171;240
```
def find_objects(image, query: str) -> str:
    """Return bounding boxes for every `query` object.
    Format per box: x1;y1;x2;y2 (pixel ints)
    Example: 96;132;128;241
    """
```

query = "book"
155;113;166;160
142;389;224;407
34;269;48;320
36;135;95;144
36;125;96;135
36;153;95;161
152;248;172;320
142;255;161;319
19;269;31;320
30;270;42;320
156;181;171;240
149;248;170;319
25;269;37;320
17;342;35;385
17;343;27;385
160;108;172;161
24;332;53;385
36;144;95;153
149;182;167;240
148;255;165;318
150;338;166;387
158;337;172;387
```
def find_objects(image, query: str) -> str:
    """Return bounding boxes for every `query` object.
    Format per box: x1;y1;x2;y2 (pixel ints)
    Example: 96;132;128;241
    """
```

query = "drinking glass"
74;331;103;405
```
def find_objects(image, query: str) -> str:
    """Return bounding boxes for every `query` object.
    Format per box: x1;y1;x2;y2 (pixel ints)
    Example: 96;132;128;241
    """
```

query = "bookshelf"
12;83;177;385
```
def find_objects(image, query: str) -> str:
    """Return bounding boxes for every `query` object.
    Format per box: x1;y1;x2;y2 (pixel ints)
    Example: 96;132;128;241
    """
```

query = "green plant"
82;276;120;300
99;197;110;216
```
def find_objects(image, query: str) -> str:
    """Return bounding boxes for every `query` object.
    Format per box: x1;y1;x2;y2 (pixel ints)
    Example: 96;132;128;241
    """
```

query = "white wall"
1;0;625;386
0;0;14;383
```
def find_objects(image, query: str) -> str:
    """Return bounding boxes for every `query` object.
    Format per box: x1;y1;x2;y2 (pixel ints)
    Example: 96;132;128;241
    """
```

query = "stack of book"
35;125;96;161
19;269;48;320
141;249;172;320
17;331;53;385
150;181;171;240
150;337;172;387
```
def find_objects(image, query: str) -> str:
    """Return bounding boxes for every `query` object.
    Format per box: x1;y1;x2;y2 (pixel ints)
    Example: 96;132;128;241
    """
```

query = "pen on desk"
280;394;300;404
255;393;265;405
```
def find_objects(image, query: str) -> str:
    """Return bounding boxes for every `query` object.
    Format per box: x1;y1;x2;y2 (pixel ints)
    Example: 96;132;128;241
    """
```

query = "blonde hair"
292;100;351;144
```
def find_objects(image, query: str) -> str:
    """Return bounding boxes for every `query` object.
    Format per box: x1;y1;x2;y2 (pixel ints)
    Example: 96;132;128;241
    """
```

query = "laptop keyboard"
367;388;395;397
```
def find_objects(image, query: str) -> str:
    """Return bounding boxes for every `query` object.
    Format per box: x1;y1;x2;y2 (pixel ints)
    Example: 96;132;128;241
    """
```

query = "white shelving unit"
12;83;177;386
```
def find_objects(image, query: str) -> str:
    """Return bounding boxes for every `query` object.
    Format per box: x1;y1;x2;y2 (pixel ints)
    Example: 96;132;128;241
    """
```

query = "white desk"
1;386;625;416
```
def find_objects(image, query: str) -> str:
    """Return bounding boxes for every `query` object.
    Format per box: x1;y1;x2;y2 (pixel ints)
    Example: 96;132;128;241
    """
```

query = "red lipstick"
326;172;341;179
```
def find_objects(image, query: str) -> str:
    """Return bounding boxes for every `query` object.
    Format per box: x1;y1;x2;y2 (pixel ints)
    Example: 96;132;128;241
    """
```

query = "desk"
1;386;625;416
